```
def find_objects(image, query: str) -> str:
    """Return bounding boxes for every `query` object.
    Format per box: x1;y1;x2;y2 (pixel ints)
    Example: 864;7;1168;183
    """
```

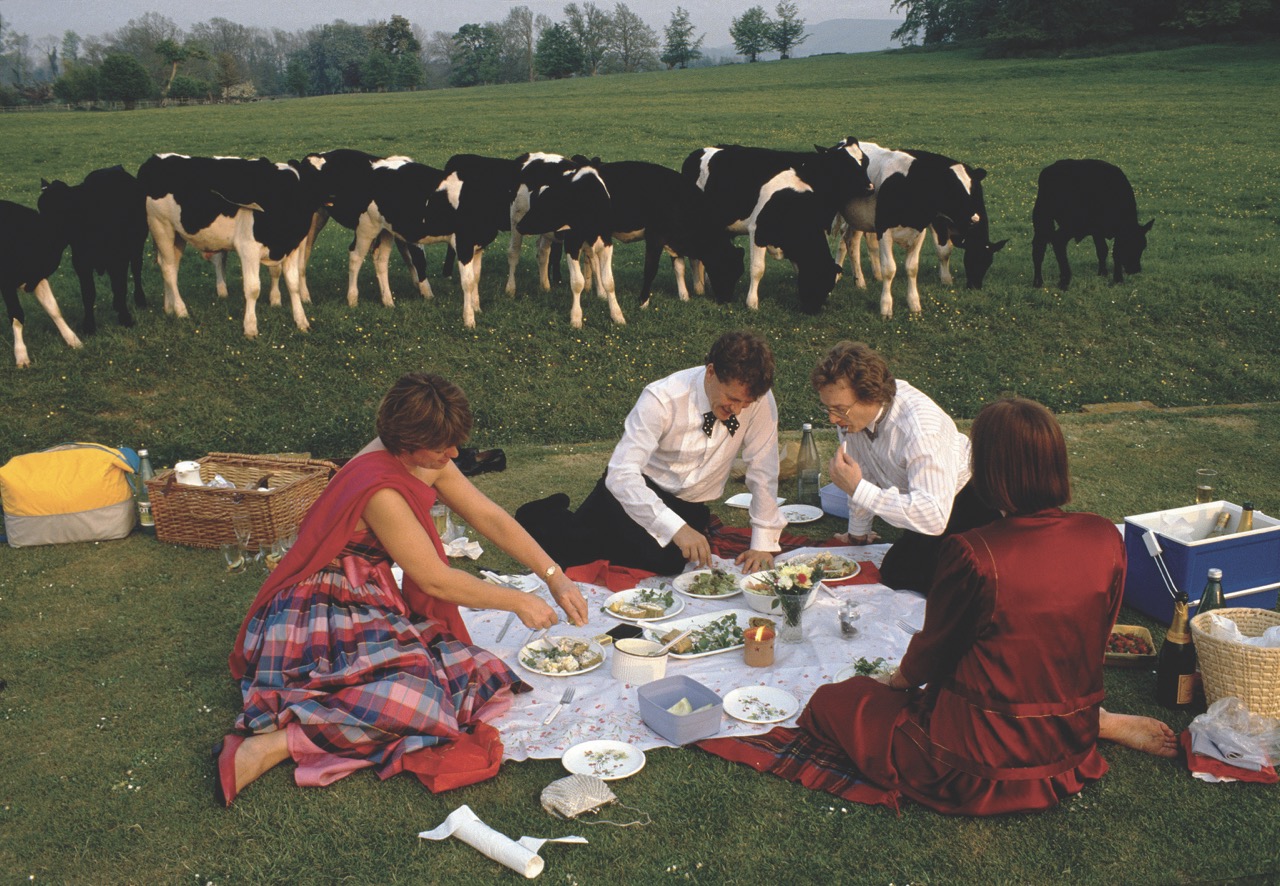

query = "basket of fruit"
1105;625;1157;667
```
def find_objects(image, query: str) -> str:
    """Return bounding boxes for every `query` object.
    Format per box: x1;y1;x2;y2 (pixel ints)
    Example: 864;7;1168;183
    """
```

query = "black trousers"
516;473;711;575
877;482;1001;593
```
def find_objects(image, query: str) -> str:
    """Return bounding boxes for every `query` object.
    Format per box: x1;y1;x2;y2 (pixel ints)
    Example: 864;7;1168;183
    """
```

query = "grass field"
2;43;1279;884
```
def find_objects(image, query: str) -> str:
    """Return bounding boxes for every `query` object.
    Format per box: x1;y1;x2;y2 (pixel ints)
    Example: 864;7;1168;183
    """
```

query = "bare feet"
1098;708;1179;758
233;730;291;797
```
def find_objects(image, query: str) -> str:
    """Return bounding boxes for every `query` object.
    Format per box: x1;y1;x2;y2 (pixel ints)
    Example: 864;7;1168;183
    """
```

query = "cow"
36;165;148;334
516;158;745;321
298;149;431;306
829;138;998;318
682;143;870;313
0;201;82;367
504;152;582;296
1032;159;1153;288
138;153;324;338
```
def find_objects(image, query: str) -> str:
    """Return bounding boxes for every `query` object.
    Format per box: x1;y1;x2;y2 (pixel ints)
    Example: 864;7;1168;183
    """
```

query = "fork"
543;686;575;725
895;618;921;635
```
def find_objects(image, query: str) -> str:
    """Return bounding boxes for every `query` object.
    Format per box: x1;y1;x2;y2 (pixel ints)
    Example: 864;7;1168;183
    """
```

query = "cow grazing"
830;138;996;318
682;142;871;313
1032;159;1153;288
516;158;744;320
37;165;148;334
0;201;82;367
514;159;620;327
505;152;582;296
138;153;324;338
298;149;431;306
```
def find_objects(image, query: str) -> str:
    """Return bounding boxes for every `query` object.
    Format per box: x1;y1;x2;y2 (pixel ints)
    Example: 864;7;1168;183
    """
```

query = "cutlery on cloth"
645;628;696;656
895;619;921;635
543;687;575;725
495;612;518;644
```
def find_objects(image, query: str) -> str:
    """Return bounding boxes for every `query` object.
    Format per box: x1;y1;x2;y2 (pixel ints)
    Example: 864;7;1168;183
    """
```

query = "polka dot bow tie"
702;411;739;437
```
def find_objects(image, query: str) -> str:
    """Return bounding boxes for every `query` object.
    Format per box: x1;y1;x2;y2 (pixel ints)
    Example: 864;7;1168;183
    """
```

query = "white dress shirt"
605;365;785;552
838;380;971;538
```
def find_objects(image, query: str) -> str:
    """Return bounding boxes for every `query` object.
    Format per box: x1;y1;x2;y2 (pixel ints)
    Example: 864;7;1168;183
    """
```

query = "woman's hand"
514;593;560;630
548;574;590;626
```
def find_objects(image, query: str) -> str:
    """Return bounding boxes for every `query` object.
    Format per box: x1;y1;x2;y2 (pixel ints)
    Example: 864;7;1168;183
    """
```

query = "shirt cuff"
749;526;782;553
652;509;686;548
849;478;879;512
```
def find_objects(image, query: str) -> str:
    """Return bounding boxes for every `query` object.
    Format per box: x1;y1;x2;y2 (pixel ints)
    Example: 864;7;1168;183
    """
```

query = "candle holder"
743;626;776;667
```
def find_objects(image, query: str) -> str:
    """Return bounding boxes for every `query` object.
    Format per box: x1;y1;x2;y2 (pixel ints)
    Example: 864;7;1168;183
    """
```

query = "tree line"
0;4;808;108
889;0;1280;51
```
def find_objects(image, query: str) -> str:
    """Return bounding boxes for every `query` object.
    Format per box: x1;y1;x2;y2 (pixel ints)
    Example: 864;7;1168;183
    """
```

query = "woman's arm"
362;487;564;629
434;464;589;626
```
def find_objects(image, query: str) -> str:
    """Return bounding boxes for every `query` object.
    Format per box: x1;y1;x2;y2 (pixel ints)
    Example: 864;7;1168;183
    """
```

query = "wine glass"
222;543;246;574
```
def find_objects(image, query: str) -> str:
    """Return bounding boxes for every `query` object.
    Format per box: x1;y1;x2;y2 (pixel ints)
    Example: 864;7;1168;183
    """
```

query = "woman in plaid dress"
214;373;589;805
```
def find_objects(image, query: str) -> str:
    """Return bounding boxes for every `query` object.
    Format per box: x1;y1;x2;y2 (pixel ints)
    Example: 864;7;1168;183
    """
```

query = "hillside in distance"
707;18;904;61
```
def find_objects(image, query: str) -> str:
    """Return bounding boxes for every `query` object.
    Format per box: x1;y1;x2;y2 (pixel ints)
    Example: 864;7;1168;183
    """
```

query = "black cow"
517;158;745;322
504;152;584;295
297;149;431;306
682;143;870;313
138;153;326;337
0;201;82;367
36;165;148;334
1032;159;1153;288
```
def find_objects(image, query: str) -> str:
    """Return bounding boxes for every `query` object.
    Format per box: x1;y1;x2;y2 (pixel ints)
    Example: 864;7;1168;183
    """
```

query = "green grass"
2;43;1280;883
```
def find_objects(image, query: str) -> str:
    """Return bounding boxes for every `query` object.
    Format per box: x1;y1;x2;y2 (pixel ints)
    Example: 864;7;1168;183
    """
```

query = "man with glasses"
517;330;786;575
812;340;1000;591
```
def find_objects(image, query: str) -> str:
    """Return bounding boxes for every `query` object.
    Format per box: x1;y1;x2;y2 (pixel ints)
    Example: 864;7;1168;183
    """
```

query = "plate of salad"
643;609;753;659
601;587;684;622
671;568;743;599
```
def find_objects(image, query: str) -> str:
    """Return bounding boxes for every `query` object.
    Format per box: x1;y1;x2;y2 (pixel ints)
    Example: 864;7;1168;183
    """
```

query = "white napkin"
445;536;484;559
418;805;586;879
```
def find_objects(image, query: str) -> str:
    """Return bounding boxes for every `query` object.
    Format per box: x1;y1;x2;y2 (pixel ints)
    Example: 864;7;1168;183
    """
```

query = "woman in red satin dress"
801;397;1174;815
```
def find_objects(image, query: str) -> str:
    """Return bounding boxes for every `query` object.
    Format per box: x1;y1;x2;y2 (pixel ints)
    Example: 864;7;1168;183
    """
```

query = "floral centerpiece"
760;562;826;642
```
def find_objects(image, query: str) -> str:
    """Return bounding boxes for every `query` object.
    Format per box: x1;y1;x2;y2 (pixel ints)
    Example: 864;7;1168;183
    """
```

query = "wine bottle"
1237;502;1254;534
1204;509;1231;539
1155;593;1197;710
1194;568;1225;618
795;422;821;508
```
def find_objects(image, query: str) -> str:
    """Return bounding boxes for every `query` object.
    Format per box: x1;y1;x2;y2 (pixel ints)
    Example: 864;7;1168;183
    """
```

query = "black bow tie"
703;411;739;437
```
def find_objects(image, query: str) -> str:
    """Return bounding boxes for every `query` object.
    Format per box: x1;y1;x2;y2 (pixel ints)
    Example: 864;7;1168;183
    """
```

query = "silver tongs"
482;571;531;643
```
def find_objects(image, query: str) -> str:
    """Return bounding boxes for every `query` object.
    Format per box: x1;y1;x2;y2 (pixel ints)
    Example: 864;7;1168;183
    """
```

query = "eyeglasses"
817;402;856;422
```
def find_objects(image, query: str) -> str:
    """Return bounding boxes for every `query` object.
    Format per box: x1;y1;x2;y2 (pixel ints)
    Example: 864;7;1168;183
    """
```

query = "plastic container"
610;638;668;685
820;483;848;518
1123;501;1280;624
637;675;723;744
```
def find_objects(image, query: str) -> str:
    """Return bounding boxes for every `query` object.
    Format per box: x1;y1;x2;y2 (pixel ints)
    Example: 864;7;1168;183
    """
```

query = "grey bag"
540;774;617;820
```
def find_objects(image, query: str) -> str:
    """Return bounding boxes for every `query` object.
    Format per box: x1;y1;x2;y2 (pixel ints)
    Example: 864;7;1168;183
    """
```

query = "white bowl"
611;638;668;685
740;572;819;614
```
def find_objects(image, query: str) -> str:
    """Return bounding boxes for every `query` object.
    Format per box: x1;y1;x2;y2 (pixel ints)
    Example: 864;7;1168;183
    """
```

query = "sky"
0;0;902;48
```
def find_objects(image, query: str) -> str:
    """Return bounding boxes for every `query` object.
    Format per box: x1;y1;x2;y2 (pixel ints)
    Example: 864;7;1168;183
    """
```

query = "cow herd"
0;141;1153;368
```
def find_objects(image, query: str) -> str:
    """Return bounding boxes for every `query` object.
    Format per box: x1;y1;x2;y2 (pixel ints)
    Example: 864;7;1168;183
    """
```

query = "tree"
768;1;807;59
168;73;209;102
500;6;551;83
393;51;424;90
284;52;309;96
535;23;584;79
53;62;99;104
606;3;659;73
213;50;242;94
661;6;703;69
730;6;772;62
99;52;154;108
449;23;502;87
564;2;612;76
60;31;81;66
155;38;208;99
35;35;59;78
303;21;370;94
369;14;420;57
891;0;956;46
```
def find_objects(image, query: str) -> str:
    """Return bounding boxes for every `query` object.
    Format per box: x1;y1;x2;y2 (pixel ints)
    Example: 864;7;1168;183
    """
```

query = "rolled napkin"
418;804;587;879
445;537;484;559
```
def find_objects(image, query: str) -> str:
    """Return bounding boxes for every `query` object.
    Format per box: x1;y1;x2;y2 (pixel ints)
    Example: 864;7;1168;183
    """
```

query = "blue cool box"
1123;501;1280;625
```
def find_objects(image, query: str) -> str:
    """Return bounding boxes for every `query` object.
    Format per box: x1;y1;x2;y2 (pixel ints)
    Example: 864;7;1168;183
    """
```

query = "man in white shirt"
517;331;786;575
812;341;1000;591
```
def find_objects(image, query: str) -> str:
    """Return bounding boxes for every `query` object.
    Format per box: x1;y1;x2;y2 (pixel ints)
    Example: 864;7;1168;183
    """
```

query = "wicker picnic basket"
1190;607;1280;718
146;453;338;552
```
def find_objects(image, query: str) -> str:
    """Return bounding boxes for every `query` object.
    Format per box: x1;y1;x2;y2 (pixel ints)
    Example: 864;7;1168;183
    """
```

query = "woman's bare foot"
1099;708;1178;758
234;730;291;795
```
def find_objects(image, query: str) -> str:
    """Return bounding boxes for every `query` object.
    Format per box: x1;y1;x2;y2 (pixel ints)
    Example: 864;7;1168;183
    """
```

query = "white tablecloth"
459;545;925;761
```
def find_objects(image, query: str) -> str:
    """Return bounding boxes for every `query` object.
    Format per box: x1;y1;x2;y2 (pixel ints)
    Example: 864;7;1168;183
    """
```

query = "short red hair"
969;397;1071;514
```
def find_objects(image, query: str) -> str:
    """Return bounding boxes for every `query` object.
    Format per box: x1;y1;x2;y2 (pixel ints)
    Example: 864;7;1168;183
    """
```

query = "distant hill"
707;18;905;62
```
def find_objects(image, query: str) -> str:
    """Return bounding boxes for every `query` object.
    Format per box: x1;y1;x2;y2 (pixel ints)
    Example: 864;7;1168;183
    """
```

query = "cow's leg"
148;221;188;318
595;242;625;325
372;234;400;306
5;287;30;367
692;259;706;296
1031;232;1048;287
266;264;283;307
296;210;327;305
32;278;83;351
106;261;134;328
935;229;955;286
566;252;586;329
130;244;147;308
638;240;663;309
506;228;523;296
745;244;767;311
458;247;482;329
903;229;926;314
878;232;898;319
845;229;867;289
73;257;99;335
346;219;379;306
671;253;691;301
442;244;457;280
211;251;230;298
537;236;553;291
239;251;262;339
1093;234;1111;279
280;250;310;332
1051;233;1073;289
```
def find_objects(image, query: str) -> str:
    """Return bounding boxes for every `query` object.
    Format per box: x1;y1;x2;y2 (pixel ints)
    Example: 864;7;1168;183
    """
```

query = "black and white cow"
138;153;325;337
830;138;997;318
681;142;871;313
515;158;744;321
504;152;583;296
36;165;148;334
1032;159;1153;288
0;200;82;367
297;149;431;306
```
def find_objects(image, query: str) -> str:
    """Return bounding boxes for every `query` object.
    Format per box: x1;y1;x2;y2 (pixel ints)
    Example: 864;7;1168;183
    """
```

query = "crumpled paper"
445;536;484;559
418;804;586;879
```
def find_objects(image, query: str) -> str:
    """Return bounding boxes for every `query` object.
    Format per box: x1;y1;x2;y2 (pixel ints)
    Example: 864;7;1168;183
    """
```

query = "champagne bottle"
1194;568;1225;618
135;448;156;534
1237;502;1254;534
1204;509;1231;539
1155;593;1197;710
795;422;821;508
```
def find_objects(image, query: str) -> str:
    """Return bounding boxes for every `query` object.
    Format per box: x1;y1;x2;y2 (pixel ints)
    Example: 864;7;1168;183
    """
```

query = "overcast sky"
0;1;901;47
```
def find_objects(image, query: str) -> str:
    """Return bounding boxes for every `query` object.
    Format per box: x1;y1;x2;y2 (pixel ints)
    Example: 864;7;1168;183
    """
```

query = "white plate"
643;609;756;659
723;686;799;724
562;740;646;781
834;665;859;682
780;504;824;523
672;568;743;599
779;551;861;581
517;637;606;677
601;588;685;623
725;493;786;509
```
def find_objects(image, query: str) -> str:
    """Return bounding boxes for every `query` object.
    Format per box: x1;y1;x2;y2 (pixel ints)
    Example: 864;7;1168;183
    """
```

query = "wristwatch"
544;564;559;579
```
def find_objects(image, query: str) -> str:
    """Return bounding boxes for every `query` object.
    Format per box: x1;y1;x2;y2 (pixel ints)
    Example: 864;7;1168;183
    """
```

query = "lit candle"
743;626;776;667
